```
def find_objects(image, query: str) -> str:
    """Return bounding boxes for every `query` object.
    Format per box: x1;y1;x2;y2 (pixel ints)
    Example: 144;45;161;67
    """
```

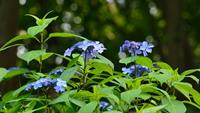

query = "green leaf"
190;89;200;105
50;90;76;105
89;62;113;75
141;85;170;100
69;97;86;107
121;88;141;104
21;106;47;113
181;69;200;76
19;50;46;63
26;14;41;25
183;101;200;110
138;93;151;100
0;68;7;82
35;52;53;62
103;111;122;113
27;16;58;36
96;54;114;69
4;68;29;79
67;56;80;68
0;44;23;52
23;101;37;112
60;66;79;82
6;104;21;113
185;75;199;84
77;101;97;113
154;62;173;70
0;34;33;49
142;105;166;113
173;82;192;100
162;97;186;113
12;85;27;97
148;70;173;85
135;56;153;68
119;56;136;65
45;32;87;42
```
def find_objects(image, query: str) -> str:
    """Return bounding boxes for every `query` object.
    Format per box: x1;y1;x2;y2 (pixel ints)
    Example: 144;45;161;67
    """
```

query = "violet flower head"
50;68;64;75
122;66;134;75
25;78;67;93
100;102;109;109
122;64;149;77
119;40;154;58
54;78;67;93
64;40;106;61
100;102;113;111
140;41;154;56
119;40;142;58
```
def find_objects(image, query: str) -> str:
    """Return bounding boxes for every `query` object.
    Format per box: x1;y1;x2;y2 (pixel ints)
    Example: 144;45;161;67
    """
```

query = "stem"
39;33;44;72
81;50;88;89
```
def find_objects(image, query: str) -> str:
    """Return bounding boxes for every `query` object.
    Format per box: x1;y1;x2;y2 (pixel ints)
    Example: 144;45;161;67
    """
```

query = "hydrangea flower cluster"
122;64;149;77
119;40;154;57
120;40;154;77
64;40;106;61
25;78;67;93
50;68;64;75
99;102;113;111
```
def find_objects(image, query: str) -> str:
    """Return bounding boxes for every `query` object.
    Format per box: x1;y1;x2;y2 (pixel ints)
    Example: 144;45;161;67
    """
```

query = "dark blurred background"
1;0;200;71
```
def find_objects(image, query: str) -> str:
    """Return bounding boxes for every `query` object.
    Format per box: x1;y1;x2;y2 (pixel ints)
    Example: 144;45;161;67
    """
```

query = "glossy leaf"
19;50;46;63
4;68;29;79
60;66;79;82
154;62;173;70
27;16;58;36
142;105;166;113
96;53;114;69
162;97;186;113
173;82;192;100
0;34;33;49
77;101;97;113
103;111;122;113
45;32;87;42
0;68;7;82
119;56;136;65
135;56;153;68
121;88;141;104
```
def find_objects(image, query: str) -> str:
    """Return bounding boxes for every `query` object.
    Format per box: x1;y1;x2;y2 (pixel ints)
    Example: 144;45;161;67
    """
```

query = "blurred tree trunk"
0;0;19;67
0;0;19;94
161;0;194;71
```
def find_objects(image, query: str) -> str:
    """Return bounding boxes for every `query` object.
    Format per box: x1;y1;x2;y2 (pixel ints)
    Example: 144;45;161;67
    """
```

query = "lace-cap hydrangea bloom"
100;102;113;111
122;64;149;77
140;41;154;56
25;78;67;93
54;78;67;93
119;40;154;58
64;40;106;61
50;68;64;75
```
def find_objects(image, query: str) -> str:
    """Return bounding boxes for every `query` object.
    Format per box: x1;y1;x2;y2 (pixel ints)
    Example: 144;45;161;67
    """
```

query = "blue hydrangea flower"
54;86;65;93
100;102;109;109
119;40;142;58
107;105;113;110
25;78;67;93
64;40;106;61
99;102;113;111
122;64;149;77
50;68;64;75
119;40;154;57
122;66;134;75
140;41;154;56
54;78;67;93
7;67;21;71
